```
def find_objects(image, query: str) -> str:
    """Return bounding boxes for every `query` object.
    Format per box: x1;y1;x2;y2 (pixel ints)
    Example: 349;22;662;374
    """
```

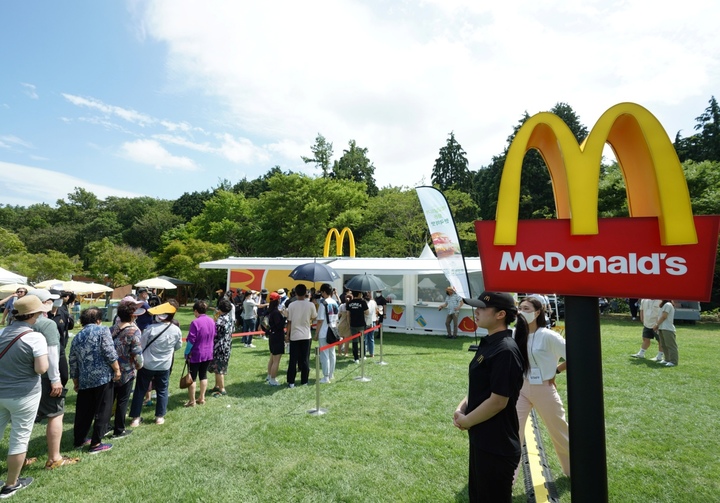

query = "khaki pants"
657;329;678;364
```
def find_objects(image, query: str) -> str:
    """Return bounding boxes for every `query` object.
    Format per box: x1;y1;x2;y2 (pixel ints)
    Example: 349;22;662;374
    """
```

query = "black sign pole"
565;295;608;502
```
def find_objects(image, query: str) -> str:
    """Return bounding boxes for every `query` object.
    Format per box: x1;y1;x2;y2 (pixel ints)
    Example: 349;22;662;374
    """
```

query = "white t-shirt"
365;299;377;326
658;302;675;332
640;299;662;328
286;299;317;341
316;298;339;339
526;327;566;381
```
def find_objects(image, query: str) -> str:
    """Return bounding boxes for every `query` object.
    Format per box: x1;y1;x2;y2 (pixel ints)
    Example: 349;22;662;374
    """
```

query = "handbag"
179;359;194;389
321;300;341;345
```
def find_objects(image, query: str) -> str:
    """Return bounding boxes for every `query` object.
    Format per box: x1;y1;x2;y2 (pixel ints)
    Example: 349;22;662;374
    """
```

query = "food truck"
200;249;485;336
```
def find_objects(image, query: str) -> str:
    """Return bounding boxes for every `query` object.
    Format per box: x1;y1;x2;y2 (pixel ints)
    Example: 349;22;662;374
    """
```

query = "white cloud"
0;161;143;206
0;135;33;150
137;0;720;186
21;83;38;100
119;139;200;171
63;93;155;127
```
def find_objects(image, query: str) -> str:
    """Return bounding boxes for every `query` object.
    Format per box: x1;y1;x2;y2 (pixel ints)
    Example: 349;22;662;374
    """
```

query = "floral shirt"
213;313;233;364
69;323;118;390
111;323;144;385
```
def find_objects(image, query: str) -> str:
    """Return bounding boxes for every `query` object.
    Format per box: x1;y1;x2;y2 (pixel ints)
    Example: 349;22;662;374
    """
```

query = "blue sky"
2;0;719;208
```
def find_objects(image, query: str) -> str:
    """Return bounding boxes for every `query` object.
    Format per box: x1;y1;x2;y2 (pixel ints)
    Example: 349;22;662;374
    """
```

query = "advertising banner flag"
475;102;720;301
416;186;471;297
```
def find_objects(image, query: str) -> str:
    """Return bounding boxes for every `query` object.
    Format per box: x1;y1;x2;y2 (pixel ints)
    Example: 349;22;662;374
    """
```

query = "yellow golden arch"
323;227;356;257
494;102;697;246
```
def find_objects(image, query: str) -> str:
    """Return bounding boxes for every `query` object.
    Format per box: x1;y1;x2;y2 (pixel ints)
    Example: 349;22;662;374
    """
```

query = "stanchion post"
354;328;371;382
377;323;388;365
308;346;327;416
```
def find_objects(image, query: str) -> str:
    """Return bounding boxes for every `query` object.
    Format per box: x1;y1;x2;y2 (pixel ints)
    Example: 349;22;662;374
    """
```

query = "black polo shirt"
347;298;368;327
467;328;524;457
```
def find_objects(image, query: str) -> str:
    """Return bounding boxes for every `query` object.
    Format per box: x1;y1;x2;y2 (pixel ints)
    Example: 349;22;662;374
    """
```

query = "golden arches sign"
323;227;356;257
494;102;697;246
475;102;720;301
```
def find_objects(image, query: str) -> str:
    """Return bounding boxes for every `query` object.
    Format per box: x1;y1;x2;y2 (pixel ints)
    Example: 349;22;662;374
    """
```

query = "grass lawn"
3;312;719;502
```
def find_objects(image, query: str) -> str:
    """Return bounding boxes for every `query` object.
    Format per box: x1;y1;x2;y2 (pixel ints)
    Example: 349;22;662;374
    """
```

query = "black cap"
463;292;517;313
137;287;149;294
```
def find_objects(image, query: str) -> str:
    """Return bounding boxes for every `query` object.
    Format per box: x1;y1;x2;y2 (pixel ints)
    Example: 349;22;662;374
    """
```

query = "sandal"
210;386;221;393
23;457;37;467
183;401;196;407
45;456;80;470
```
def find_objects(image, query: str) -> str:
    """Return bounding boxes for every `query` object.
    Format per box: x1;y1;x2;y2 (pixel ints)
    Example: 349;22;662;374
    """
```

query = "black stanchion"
565;295;608;502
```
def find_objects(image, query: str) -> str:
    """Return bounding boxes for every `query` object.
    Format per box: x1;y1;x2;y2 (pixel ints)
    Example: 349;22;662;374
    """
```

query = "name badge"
529;367;543;385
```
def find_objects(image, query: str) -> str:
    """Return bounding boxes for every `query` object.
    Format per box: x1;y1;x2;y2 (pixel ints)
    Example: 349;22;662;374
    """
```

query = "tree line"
2;98;719;307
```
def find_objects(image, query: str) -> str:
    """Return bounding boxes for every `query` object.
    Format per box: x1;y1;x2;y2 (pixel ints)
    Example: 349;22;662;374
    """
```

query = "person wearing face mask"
515;296;570;479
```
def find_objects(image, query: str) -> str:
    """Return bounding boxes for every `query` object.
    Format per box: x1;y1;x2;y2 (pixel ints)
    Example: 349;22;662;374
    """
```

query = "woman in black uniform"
453;292;529;502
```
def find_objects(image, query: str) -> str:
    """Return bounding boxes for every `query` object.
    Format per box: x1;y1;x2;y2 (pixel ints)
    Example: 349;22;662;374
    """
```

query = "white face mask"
520;311;537;324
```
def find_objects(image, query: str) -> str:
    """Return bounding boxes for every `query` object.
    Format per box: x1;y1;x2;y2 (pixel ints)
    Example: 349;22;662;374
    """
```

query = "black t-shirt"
347;298;368;327
467;329;524;457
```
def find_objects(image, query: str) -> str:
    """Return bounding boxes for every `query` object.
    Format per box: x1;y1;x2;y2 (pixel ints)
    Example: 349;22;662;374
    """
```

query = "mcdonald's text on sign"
475;103;720;302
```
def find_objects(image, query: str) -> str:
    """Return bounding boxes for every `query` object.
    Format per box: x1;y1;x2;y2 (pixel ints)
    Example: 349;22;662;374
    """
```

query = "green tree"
85;238;156;287
1;250;82;283
331;140;379;196
187;190;255;255
302;134;334;177
431;132;470;192
0;227;26;255
172;190;213;222
233;166;285;199
675;96;720;163
155;238;229;299
252;173;368;256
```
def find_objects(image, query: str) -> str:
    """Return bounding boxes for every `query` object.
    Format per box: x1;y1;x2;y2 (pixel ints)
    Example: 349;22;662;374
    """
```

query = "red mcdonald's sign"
475;103;720;301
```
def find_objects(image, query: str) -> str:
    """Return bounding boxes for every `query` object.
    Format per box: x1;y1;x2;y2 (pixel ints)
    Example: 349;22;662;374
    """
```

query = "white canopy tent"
200;255;484;335
0;267;27;286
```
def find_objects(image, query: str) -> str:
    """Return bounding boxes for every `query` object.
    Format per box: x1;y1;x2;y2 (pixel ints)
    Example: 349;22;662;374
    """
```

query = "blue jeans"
365;328;376;356
130;368;170;418
242;318;255;344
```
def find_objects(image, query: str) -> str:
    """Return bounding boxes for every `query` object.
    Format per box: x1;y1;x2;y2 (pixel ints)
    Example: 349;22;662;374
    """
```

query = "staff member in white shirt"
515;296;570;478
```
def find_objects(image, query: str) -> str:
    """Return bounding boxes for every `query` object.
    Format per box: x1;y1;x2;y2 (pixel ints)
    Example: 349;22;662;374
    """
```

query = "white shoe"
248;344;256;348
664;362;676;367
244;344;249;348
268;378;280;386
651;354;664;362
288;383;295;388
260;336;268;340
354;360;360;364
319;377;330;384
630;352;645;358
657;360;667;365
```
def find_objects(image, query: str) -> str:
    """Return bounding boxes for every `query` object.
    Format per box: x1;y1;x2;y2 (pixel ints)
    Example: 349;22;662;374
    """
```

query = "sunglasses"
16;290;27;294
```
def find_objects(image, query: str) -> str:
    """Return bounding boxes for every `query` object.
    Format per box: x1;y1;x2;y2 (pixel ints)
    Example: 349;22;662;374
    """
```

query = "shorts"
188;360;211;381
36;378;66;420
642;326;658;340
268;334;285;356
0;392;42;455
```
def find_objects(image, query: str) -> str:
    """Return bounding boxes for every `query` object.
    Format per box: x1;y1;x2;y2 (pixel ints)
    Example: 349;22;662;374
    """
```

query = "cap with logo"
463;292;517;313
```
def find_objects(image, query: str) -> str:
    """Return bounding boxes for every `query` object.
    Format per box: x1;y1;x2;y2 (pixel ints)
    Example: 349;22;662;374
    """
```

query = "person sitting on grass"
129;300;182;427
69;307;120;454
209;299;234;397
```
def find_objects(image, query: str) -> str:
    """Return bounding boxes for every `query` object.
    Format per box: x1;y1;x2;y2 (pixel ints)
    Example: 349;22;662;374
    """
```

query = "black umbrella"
344;273;388;292
288;262;340;283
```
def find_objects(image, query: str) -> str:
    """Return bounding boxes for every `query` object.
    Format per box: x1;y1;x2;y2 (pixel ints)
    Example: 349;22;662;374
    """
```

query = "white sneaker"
288;383;295;388
630;352;645;358
244;344;249;348
651;354;664;362
260;336;268;340
354;360;360;364
319;377;330;384
268;378;280;386
657;360;667;365
664;362;676;367
248;344;256;348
